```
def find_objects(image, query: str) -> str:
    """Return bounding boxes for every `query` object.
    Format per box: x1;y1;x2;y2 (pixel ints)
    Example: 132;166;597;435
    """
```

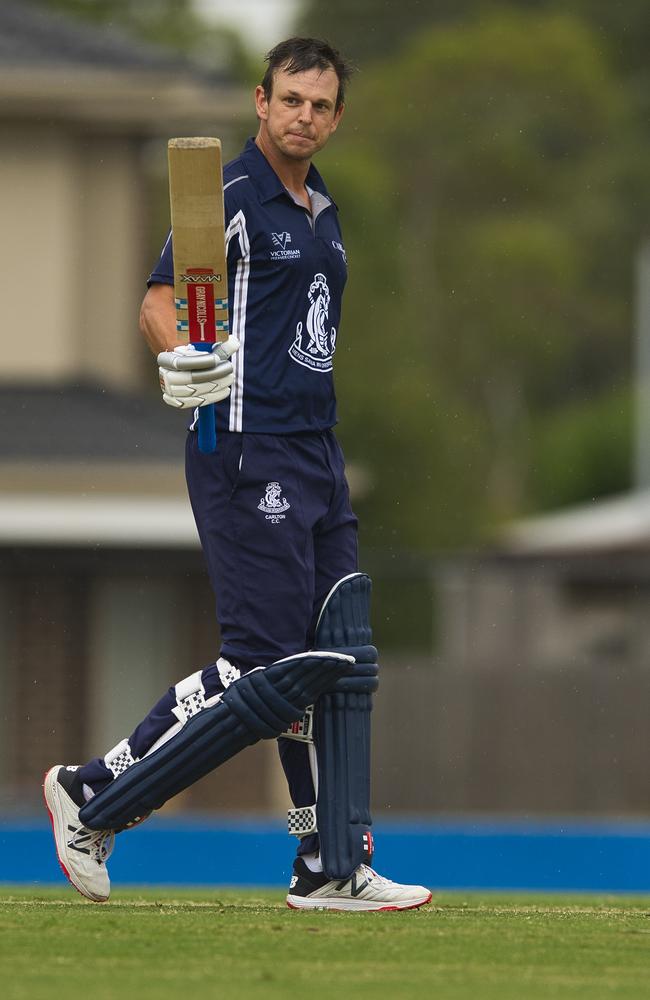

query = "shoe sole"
42;767;109;903
286;890;433;912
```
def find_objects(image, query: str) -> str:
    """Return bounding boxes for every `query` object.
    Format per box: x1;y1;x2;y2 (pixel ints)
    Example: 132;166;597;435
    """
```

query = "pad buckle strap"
105;738;138;778
288;804;318;838
173;670;206;725
216;657;241;689
281;705;314;743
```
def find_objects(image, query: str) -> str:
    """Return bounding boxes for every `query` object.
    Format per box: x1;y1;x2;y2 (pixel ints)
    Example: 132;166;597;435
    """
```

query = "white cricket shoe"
43;765;114;902
286;857;432;912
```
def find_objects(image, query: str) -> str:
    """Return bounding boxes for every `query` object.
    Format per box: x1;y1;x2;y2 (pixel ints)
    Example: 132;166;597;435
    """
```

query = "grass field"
3;887;650;999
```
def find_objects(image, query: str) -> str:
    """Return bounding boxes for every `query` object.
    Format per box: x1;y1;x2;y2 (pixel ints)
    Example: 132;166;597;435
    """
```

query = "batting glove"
158;336;240;409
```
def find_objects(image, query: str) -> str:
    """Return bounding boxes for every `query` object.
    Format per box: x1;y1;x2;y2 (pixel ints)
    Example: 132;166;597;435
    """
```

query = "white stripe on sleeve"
225;210;250;432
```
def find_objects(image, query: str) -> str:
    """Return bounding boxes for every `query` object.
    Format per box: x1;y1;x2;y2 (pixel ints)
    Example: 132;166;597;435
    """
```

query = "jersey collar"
241;137;336;207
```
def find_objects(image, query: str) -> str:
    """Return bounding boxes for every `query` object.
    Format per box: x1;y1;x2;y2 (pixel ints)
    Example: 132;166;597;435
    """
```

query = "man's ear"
330;102;345;135
254;85;269;121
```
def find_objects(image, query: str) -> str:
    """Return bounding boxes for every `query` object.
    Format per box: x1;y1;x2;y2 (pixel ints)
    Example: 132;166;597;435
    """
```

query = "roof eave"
0;67;250;132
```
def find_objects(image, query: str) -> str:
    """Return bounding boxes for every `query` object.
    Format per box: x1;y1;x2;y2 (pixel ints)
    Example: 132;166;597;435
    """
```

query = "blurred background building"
0;0;258;813
2;0;650;837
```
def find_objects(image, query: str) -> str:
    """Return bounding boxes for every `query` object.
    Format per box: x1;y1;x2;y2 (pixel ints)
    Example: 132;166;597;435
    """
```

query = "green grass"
2;887;650;999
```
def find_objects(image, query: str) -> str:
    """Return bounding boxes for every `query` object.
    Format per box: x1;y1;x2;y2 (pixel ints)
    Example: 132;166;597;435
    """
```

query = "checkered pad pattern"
288;805;318;837
106;742;137;778
217;660;241;689
178;688;205;719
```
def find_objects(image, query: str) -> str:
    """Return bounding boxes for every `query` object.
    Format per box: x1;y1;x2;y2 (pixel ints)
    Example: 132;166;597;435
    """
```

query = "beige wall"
74;135;150;387
0;124;149;389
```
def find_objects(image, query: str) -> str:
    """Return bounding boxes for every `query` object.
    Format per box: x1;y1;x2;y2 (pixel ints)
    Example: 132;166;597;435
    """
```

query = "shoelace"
68;825;115;865
357;865;395;888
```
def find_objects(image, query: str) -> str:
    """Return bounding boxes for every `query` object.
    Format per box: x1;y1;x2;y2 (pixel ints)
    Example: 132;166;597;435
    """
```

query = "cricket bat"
168;137;229;454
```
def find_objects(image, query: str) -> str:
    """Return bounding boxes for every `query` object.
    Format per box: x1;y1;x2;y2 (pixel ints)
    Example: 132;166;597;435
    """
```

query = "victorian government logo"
270;231;300;260
258;482;291;523
289;273;337;372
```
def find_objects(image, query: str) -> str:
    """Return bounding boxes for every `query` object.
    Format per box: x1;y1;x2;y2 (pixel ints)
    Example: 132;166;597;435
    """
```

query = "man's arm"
139;282;177;356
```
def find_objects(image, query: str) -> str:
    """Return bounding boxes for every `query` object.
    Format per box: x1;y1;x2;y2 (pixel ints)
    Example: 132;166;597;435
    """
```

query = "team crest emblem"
332;240;347;264
258;482;291;523
272;232;291;249
270;231;300;259
289;273;337;372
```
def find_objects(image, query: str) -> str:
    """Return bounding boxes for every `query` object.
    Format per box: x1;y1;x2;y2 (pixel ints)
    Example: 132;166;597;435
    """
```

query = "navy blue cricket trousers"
187;429;358;854
79;428;358;855
186;428;358;667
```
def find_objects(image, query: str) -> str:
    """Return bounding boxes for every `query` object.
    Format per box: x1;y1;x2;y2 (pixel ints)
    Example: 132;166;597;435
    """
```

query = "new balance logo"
290;875;298;889
336;872;370;897
67;825;91;856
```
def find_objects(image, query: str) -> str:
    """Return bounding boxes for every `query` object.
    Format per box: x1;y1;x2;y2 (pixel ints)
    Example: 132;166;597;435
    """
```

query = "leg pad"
80;651;353;831
314;573;378;880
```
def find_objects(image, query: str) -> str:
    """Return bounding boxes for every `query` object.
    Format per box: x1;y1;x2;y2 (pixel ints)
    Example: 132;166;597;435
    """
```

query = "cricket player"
44;37;431;912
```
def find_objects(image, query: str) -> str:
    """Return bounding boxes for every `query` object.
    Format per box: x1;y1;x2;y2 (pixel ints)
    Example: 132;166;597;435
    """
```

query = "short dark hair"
261;37;354;112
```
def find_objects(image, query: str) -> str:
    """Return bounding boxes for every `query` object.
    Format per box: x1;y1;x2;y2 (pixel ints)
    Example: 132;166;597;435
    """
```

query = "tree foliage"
297;0;474;66
300;0;650;87
314;8;648;548
31;0;650;553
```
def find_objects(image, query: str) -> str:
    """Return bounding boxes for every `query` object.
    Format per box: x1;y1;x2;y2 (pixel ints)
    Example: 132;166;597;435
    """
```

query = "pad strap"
288;805;318;837
173;671;206;724
104;739;138;778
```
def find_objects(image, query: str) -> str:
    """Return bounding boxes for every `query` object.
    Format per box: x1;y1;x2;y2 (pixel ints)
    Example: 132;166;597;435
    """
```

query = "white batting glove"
158;336;240;409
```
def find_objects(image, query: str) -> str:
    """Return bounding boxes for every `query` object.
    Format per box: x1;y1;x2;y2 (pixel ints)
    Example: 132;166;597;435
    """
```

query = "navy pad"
316;573;373;650
80;652;352;831
313;573;378;880
315;690;373;879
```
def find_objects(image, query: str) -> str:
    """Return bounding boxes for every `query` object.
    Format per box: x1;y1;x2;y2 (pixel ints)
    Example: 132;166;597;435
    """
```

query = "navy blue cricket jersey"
148;138;349;434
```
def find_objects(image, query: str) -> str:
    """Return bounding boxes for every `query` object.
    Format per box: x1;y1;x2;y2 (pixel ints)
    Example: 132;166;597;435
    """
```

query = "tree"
315;9;648;549
300;0;650;86
298;0;475;66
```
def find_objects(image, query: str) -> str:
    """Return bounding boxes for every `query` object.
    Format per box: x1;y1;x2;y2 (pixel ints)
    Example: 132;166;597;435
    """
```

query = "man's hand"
158;336;240;409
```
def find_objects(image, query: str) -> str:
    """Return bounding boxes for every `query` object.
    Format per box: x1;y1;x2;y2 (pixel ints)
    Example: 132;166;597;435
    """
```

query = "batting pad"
79;651;354;831
314;573;379;880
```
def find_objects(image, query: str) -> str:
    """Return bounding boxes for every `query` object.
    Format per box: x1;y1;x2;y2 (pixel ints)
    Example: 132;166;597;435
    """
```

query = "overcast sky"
194;0;303;50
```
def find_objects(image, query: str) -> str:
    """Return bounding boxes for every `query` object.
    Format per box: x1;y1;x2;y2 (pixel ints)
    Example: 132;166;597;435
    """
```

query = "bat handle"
192;342;217;454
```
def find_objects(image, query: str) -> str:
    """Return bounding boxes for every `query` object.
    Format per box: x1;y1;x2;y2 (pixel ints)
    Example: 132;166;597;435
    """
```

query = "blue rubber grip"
193;342;216;453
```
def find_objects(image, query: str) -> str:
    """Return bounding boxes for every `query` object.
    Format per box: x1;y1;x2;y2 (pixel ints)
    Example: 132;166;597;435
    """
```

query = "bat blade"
168;137;229;454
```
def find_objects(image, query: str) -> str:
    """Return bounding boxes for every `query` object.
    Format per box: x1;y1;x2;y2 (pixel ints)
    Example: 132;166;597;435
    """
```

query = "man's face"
255;64;343;162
